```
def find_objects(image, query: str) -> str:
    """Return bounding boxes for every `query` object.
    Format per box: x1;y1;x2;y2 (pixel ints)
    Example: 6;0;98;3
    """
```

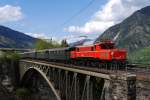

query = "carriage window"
76;48;79;52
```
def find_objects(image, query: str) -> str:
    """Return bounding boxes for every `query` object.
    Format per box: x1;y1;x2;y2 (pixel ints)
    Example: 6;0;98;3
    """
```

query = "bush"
127;46;150;64
15;88;31;100
35;38;69;50
7;52;20;61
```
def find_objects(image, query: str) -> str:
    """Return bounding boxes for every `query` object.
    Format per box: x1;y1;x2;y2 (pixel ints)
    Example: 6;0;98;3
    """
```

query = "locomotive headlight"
111;51;114;56
111;51;114;59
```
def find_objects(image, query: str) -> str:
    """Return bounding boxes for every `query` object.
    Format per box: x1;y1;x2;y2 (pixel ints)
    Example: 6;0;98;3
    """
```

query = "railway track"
23;58;150;73
125;64;150;80
23;59;150;81
127;64;150;74
24;59;133;75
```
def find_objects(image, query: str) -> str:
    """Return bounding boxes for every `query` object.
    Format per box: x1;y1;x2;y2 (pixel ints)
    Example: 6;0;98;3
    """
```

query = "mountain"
0;26;36;48
95;6;150;53
69;38;92;46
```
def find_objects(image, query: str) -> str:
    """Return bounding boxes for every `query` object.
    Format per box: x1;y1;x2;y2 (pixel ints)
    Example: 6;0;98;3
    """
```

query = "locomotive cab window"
91;47;94;51
101;44;114;49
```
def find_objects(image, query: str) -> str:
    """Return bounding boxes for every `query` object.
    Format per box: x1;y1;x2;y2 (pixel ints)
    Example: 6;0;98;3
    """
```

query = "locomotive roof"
20;47;73;54
76;45;93;47
20;50;36;54
32;47;72;52
47;47;72;51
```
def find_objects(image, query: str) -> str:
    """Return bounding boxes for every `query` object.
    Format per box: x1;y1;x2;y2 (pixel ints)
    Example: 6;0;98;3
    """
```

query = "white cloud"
0;5;23;22
25;32;48;39
65;0;150;34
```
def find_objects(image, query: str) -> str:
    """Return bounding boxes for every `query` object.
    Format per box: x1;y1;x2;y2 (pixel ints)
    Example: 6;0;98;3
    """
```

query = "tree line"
35;39;69;50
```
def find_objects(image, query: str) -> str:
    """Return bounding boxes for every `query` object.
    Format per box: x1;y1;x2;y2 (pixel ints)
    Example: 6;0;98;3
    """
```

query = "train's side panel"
21;52;36;59
95;50;112;60
70;50;112;60
36;51;45;59
22;48;71;61
111;49;126;60
72;51;95;58
48;48;71;60
70;44;126;61
71;50;126;60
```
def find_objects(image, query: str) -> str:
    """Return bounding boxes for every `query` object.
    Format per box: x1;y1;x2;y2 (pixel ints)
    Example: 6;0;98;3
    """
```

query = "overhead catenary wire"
53;0;97;34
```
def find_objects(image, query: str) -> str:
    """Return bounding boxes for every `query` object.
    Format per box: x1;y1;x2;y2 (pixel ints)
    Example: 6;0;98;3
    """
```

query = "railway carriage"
47;47;71;60
36;50;47;59
21;51;36;59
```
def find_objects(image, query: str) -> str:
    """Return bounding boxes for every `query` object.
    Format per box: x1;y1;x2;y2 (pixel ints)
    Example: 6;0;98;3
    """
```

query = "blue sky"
0;0;106;40
0;0;150;42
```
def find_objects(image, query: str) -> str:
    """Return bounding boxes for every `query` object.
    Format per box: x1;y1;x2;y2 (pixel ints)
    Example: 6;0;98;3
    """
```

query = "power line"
61;0;96;27
53;0;97;34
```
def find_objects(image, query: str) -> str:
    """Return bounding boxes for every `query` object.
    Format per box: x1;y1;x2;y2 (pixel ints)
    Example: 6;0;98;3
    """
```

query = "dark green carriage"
47;47;71;60
36;50;47;59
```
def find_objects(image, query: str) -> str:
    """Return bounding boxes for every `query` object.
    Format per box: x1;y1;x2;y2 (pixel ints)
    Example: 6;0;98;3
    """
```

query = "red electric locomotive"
70;41;126;67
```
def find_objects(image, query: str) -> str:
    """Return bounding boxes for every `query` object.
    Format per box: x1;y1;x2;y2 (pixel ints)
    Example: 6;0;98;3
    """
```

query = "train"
21;41;127;69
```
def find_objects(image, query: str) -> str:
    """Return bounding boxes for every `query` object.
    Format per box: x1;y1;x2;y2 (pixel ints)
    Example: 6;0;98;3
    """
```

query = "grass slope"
128;46;150;64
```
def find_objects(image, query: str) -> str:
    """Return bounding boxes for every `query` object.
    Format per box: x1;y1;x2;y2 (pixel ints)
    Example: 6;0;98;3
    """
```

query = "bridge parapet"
19;60;136;100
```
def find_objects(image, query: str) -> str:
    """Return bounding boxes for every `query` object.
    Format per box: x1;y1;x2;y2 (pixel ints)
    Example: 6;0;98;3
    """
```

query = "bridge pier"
106;74;136;100
19;60;136;100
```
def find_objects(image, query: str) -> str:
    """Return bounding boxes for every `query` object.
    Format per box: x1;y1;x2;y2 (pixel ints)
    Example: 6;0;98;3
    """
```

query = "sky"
0;0;150;43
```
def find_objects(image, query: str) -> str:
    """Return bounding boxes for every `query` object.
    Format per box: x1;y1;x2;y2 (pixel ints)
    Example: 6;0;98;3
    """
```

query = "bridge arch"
20;67;61;100
19;60;112;100
19;60;136;100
